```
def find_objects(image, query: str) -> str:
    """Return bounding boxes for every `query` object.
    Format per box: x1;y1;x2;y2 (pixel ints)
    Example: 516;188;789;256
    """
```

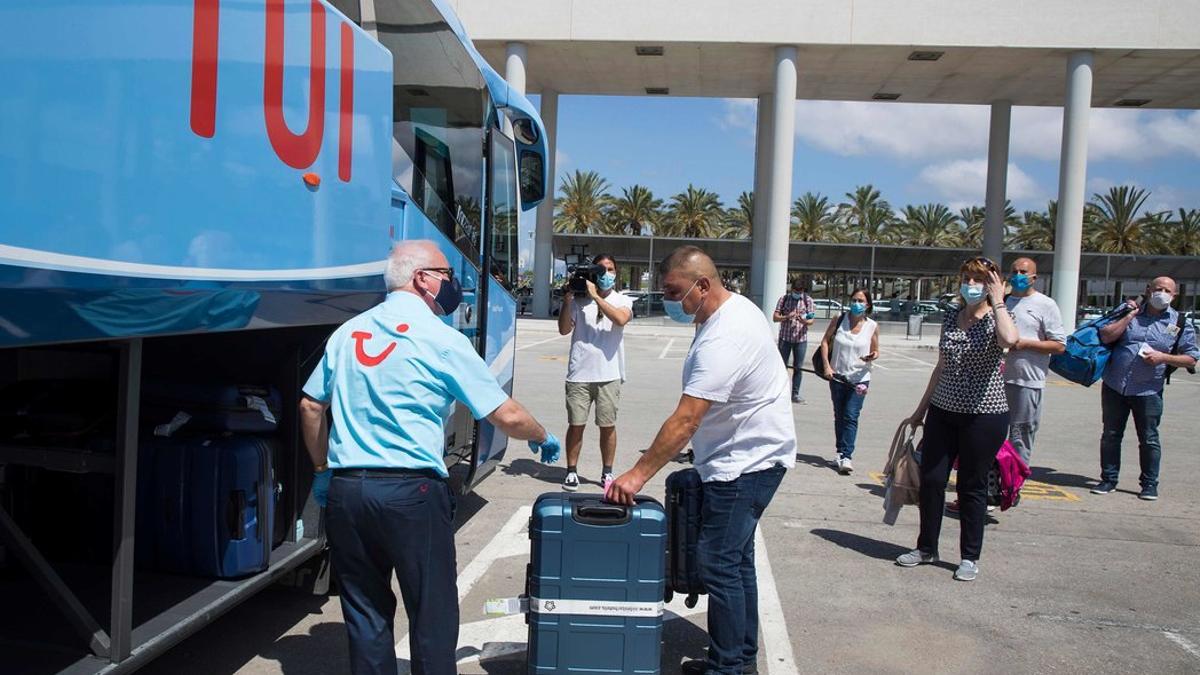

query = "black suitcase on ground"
664;468;705;607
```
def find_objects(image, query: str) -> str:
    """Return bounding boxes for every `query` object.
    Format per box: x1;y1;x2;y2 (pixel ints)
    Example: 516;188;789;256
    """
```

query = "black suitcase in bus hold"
664;467;705;607
142;382;282;434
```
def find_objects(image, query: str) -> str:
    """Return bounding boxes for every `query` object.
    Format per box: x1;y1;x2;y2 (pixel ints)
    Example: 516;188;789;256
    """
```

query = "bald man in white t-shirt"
607;246;796;675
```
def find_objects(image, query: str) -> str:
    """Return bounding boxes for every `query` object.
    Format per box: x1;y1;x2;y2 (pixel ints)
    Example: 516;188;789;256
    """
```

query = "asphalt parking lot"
142;317;1200;675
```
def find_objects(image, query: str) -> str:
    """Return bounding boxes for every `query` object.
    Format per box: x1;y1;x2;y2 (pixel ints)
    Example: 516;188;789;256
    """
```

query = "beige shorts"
565;380;622;427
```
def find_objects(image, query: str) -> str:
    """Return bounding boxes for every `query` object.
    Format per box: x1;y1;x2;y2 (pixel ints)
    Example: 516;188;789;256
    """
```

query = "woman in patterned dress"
895;257;1019;581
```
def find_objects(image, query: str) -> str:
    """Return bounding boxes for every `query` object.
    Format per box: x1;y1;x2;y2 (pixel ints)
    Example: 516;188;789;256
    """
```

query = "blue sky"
518;96;1200;267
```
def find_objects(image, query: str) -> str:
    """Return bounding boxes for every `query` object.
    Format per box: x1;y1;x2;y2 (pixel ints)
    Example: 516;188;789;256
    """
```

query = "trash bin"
906;314;923;341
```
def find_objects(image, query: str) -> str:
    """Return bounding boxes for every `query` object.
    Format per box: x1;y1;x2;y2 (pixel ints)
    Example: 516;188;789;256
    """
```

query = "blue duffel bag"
1050;303;1136;386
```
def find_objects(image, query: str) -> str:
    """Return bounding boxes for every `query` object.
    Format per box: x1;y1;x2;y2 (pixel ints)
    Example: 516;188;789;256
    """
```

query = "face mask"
790;292;803;300
597;272;616;291
424;274;463;316
1010;273;1032;292
1149;291;1173;310
664;280;700;324
849;301;867;315
961;283;986;305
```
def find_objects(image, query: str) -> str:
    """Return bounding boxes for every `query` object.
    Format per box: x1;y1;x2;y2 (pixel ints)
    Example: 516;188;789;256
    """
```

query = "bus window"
488;132;519;290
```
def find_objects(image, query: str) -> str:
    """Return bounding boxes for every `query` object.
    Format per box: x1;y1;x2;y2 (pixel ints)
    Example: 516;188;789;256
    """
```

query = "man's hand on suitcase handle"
605;469;647;506
312;469;332;508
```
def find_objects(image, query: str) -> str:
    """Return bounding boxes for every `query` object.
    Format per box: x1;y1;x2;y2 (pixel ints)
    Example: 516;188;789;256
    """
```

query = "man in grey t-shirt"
1003;258;1067;465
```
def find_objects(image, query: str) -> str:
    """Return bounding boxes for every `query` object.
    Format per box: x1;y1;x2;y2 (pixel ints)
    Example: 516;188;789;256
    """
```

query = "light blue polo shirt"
302;291;509;475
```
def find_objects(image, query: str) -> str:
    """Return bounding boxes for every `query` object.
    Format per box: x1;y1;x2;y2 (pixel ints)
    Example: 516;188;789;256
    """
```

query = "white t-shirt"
683;293;798;482
1004;292;1067;389
830;315;876;384
566;291;634;383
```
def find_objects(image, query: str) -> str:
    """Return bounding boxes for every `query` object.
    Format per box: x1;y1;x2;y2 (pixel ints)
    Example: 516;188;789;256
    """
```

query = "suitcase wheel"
685;593;698;609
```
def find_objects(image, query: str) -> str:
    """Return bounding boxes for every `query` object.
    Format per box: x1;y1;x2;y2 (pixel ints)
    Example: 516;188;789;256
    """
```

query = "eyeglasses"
967;256;999;273
418;267;454;281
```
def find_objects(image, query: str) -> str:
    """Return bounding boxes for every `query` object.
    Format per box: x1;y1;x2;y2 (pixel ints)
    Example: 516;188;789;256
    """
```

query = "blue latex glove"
312;470;332;508
529;432;562;464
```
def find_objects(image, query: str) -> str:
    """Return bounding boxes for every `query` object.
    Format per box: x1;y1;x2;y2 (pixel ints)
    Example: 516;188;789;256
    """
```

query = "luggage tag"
244;395;277;425
484;596;528;616
1167;324;1180;338
154;411;192;437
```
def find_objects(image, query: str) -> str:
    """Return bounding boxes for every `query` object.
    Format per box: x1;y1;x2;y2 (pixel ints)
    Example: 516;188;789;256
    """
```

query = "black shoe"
1090;481;1117;494
1138;485;1158;501
680;660;756;675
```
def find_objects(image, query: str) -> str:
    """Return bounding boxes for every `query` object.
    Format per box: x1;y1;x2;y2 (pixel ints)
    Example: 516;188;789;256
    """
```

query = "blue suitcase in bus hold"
527;492;666;675
142;382;282;434
144;435;276;578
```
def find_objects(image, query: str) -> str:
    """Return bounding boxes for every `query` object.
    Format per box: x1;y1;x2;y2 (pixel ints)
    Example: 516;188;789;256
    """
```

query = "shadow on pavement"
855;482;886;498
454;491;490;532
1028;466;1096;489
809;528;955;571
794;452;837;473
263;621;350;675
502;458;568;485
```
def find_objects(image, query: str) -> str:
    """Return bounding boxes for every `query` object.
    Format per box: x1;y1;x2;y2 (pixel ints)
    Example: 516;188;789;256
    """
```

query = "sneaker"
601;472;615;493
791;395;803;404
945;499;960;514
1090;481;1117;494
840;457;853;475
953;559;979;582
562;471;579;492
1138;486;1158;501
986;504;997;513
680;660;708;675
896;549;938;567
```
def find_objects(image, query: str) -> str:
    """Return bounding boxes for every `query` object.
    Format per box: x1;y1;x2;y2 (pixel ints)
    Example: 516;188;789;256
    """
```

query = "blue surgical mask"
960;283;986;305
849;301;867;315
597;272;616;291
790;292;803;300
1010;273;1032;292
664;280;700;324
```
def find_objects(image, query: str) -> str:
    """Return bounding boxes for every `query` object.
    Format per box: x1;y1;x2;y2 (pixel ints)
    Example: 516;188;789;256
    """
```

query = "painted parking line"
867;472;1081;502
397;504;795;674
658;337;677;360
516;335;566;351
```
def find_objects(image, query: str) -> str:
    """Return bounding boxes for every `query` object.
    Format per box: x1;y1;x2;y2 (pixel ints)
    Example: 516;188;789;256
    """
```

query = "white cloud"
916;160;1041;208
722;101;1200;164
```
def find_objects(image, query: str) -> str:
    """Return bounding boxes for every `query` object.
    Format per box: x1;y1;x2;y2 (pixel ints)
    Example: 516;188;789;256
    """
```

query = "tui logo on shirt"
351;324;410;367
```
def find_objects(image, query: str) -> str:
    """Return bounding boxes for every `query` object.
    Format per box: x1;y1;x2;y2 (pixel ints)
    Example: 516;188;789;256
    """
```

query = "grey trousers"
1005;383;1043;465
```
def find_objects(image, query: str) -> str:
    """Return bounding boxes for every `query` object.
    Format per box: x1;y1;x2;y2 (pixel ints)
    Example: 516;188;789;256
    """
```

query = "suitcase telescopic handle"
572;501;631;526
227;490;247;540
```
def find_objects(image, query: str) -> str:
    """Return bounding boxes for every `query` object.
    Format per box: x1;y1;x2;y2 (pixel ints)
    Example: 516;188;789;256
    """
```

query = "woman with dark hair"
816;288;879;475
897;257;1018;581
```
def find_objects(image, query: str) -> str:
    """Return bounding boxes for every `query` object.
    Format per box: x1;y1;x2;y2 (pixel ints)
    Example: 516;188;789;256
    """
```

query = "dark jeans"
829;379;867;459
326;473;459;675
697;465;787;675
1100;384;1163;489
916;406;1008;561
778;340;807;397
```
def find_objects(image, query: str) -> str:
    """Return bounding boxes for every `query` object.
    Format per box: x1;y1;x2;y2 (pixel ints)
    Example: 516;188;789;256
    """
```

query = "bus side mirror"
519;151;545;207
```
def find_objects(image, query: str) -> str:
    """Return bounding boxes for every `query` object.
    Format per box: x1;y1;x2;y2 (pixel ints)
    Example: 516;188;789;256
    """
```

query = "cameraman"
556;254;634;491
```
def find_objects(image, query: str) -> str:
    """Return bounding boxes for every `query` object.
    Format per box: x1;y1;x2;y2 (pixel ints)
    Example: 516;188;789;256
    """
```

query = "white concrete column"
532;90;558;318
749;93;774;307
504;43;527;95
983;100;1011;264
1052;52;1093;331
760;47;797;317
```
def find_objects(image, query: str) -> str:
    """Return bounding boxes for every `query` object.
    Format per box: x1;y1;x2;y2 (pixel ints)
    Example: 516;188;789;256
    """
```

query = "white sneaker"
562;472;579;492
839;457;853;475
954;559;979;582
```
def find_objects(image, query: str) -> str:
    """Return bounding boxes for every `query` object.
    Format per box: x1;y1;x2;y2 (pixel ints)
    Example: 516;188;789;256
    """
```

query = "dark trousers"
697;466;786;675
916;406;1008;561
1100;384;1163;489
829;379;867;459
778;340;807;397
326;474;459;675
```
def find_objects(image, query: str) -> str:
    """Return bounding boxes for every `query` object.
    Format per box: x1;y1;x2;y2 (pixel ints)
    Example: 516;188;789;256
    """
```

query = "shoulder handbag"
1165;310;1196;385
810;313;844;381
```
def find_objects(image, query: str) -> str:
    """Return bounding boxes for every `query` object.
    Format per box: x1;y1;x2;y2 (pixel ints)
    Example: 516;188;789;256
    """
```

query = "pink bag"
995;440;1031;511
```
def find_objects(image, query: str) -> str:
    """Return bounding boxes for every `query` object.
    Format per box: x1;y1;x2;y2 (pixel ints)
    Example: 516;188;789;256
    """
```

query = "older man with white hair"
299;240;560;675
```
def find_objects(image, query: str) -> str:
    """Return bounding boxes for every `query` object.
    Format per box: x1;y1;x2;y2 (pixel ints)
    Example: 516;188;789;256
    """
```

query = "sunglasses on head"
967;256;999;273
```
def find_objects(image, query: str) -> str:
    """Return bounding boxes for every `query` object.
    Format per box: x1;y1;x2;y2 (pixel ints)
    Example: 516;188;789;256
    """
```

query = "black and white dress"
931;305;1011;415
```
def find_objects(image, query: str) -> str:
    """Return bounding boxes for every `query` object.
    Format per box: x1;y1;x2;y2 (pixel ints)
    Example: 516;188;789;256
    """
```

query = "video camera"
564;248;604;297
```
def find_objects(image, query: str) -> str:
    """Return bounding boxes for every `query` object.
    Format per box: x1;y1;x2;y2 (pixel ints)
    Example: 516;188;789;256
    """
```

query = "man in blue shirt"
1092;276;1198;501
299;240;560;675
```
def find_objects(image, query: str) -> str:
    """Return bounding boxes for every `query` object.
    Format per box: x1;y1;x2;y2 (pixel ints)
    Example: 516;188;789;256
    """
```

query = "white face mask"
1149;291;1173;310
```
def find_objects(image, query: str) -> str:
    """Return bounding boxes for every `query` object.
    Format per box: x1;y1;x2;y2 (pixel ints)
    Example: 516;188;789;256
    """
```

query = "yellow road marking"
868;471;1080;502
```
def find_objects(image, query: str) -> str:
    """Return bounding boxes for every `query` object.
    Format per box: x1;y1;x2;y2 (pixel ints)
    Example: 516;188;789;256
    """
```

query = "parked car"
1077;306;1106;323
630;291;663;317
811;298;845;319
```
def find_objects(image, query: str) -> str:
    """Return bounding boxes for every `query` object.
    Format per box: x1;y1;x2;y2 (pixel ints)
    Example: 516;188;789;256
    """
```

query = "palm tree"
899;203;962;247
720;191;754;239
791;192;837;242
1085;185;1156;254
837;184;894;243
958;205;986;248
1009;210;1056;251
665;185;725;238
1152;208;1200;256
607;184;662;236
554;170;610;233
